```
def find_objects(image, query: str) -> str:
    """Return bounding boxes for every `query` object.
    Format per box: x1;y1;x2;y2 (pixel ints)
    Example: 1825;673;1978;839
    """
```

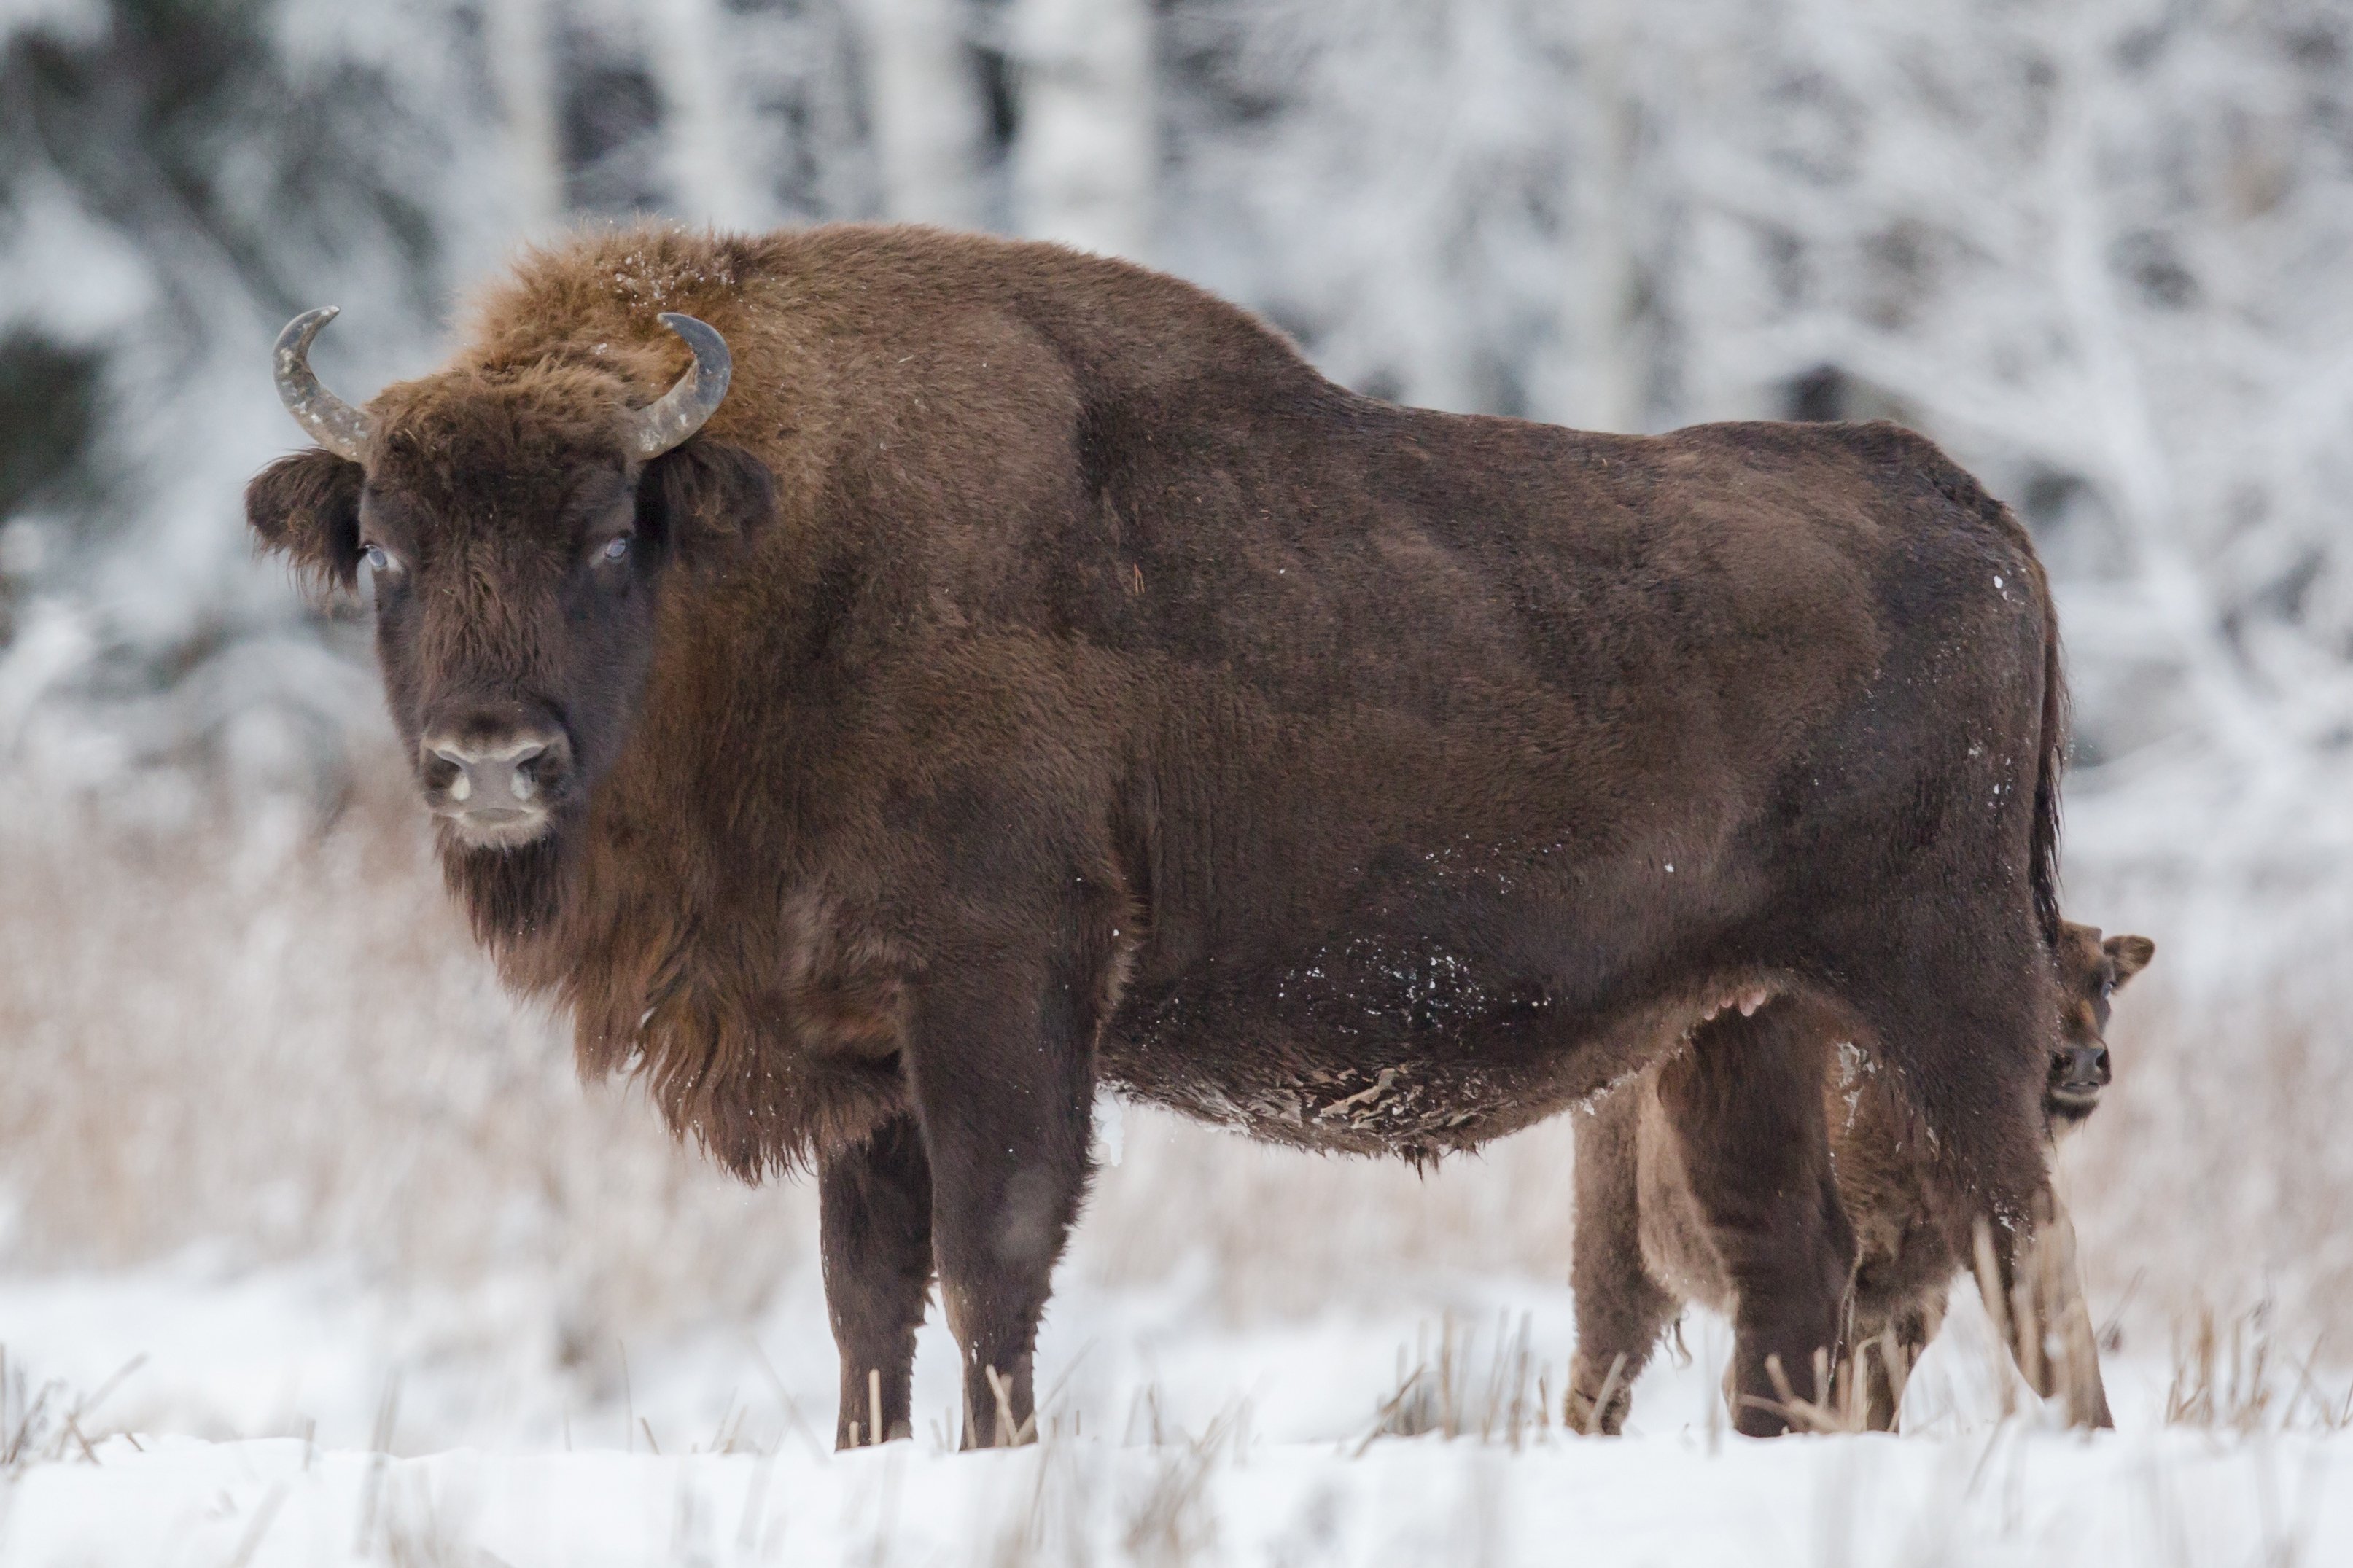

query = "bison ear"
246;449;365;595
2104;934;2155;986
639;437;775;563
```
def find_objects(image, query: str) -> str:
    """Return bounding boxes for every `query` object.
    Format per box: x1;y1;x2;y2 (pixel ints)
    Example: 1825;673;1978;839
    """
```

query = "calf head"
2046;921;2155;1131
244;310;771;855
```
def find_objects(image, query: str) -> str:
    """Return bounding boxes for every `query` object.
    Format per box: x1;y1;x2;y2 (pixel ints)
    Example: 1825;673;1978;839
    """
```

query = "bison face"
2045;923;2155;1128
245;313;771;852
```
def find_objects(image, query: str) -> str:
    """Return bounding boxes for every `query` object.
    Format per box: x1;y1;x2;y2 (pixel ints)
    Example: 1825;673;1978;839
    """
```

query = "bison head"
2046;921;2155;1129
244;309;772;852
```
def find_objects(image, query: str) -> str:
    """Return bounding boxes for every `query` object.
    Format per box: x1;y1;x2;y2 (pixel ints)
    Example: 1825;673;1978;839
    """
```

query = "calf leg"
1567;1088;1679;1435
1656;1001;1856;1437
904;961;1096;1448
819;1113;935;1447
1978;1188;2114;1429
1851;1295;1941;1432
2037;1198;2115;1429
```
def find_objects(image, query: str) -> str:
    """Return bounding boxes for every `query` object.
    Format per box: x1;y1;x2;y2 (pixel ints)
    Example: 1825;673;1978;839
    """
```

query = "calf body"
1568;924;2152;1434
248;224;2070;1445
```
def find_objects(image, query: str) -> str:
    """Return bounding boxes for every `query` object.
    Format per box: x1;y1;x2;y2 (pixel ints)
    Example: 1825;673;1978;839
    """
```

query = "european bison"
247;223;2069;1446
1566;921;2153;1435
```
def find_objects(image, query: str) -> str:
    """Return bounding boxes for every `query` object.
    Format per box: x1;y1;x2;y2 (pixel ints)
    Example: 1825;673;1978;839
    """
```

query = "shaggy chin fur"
440;809;914;1182
249;220;2078;1447
438;808;555;851
2044;1088;2101;1125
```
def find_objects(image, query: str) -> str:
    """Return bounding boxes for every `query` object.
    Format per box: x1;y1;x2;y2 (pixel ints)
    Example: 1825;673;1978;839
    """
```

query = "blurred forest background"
2;0;2352;1445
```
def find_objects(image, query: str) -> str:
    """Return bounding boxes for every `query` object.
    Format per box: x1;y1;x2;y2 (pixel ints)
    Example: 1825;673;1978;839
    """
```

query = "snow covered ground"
15;1421;2353;1568
4;1259;2348;1566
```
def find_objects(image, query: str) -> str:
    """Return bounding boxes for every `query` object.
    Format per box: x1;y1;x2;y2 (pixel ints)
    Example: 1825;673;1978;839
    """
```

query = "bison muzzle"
248;223;2074;1446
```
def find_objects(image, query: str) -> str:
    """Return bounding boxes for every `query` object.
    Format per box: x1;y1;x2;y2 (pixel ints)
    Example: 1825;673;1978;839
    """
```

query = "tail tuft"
2030;582;2066;950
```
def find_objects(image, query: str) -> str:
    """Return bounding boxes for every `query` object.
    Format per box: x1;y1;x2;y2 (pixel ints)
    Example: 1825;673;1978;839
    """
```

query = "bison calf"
1567;921;2152;1435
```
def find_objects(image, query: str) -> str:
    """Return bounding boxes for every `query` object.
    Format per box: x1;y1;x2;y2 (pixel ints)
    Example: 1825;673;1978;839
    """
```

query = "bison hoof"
1564;1382;1631;1437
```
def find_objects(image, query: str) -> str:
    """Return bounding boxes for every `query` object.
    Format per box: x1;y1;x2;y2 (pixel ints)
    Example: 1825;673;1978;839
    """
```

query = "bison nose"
2058;1042;2110;1093
420;729;568;817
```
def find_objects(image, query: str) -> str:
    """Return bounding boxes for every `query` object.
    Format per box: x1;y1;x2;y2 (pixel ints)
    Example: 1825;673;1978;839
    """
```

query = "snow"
4;1260;2348;1564
9;1424;2349;1568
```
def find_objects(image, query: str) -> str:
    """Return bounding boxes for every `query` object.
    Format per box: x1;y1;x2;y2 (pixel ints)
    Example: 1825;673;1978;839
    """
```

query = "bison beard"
246;222;2071;1447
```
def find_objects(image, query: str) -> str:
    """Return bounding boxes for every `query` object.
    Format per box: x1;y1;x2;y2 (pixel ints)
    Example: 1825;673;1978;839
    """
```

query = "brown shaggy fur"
1567;921;2153;1435
247;222;2071;1445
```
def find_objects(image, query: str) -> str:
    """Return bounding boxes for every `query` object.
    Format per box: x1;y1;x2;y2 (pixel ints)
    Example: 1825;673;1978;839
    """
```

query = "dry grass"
2058;988;2353;1354
1118;1407;1242;1568
1361;1313;1547;1448
0;772;818;1392
2163;1300;2353;1435
0;1346;143;1470
2056;859;2353;1351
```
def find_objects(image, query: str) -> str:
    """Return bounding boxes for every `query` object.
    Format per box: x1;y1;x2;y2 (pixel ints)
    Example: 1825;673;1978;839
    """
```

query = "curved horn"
624;313;733;461
272;307;371;461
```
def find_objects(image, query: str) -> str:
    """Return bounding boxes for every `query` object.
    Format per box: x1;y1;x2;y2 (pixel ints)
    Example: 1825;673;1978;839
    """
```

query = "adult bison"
247;223;2067;1445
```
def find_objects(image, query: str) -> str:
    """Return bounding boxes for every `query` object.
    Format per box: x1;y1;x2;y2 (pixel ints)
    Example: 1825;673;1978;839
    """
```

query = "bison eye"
599;536;631;564
362;544;394;575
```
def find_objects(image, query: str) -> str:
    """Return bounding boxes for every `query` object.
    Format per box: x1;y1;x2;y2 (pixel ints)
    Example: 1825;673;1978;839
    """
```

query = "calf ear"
246;450;365;595
2104;934;2155;986
639;437;775;564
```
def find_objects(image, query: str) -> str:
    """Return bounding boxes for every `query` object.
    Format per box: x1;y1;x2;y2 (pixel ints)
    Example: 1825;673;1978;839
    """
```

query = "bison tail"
2030;575;2066;952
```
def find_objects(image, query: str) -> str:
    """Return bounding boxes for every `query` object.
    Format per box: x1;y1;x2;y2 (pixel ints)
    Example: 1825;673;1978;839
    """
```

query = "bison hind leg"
1816;929;2054;1228
1654;997;1857;1438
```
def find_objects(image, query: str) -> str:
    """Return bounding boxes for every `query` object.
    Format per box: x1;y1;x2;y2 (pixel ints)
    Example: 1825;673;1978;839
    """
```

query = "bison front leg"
1656;1002;1856;1437
819;1114;936;1448
904;961;1096;1448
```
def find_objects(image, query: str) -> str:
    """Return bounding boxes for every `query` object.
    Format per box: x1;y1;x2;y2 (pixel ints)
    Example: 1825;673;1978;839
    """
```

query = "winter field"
8;1327;2353;1568
1;779;2352;1565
